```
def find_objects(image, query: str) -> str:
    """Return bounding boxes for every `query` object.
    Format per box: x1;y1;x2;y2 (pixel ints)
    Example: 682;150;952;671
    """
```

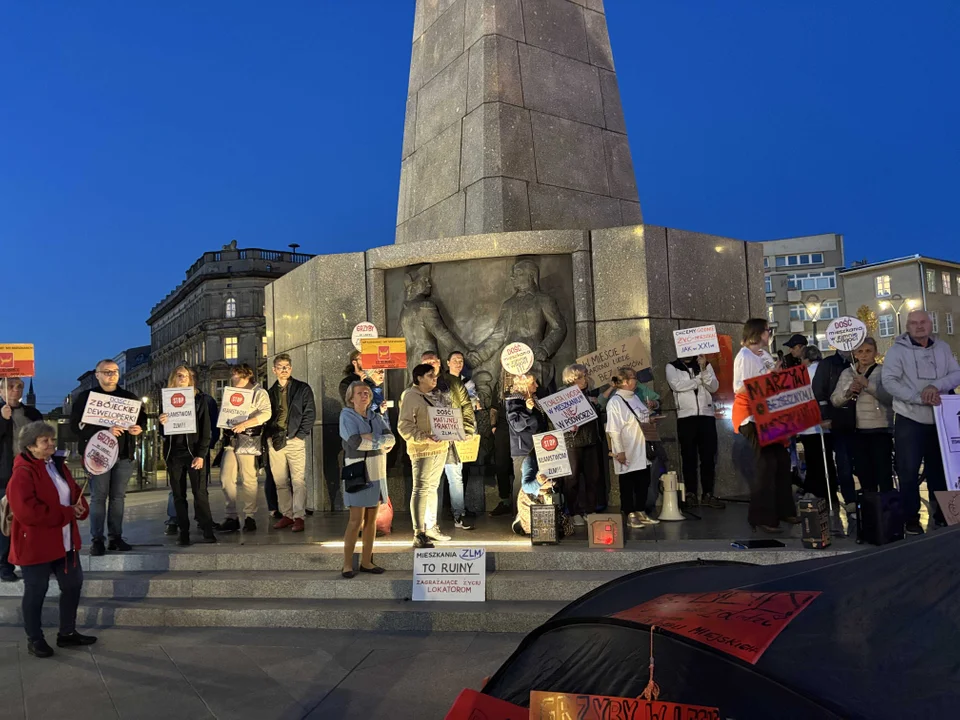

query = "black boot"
56;631;97;648
177;531;191;547
27;639;54;658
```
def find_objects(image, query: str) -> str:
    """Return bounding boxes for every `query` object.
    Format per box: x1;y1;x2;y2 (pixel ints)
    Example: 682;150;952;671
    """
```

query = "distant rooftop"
840;254;960;274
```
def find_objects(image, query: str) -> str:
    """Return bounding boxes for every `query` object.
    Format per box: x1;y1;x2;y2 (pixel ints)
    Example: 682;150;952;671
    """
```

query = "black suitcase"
856;490;904;545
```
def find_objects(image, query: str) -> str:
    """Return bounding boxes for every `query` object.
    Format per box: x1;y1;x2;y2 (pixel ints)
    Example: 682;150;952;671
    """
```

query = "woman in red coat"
7;421;96;658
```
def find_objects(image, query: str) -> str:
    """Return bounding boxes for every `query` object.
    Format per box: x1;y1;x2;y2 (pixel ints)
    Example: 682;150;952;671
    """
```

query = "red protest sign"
443;688;526;720
612;590;820;664
743;365;821;446
529;691;720;720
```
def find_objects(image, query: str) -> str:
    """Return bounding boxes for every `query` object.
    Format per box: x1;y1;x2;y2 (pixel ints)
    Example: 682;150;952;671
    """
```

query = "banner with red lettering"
529;691;720;720
743;365;820;446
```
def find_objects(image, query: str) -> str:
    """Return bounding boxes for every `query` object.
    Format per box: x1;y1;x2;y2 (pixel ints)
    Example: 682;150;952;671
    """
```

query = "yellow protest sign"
0;344;35;378
360;337;407;370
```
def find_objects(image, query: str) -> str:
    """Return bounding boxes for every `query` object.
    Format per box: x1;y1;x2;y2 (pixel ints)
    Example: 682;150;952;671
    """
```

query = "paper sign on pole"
673;325;720;359
500;342;534;376
0;344;35;378
454;433;481;463
360;337;407;370
413;548;486;602
825;316;867;352
576;336;649;384
743;365;821;446
351;322;378;351
80;391;143;429
934;395;960;491
934;491;960;526
539;385;597;432
216;386;255;430
161;387;197;435
83;429;119;475
529;692;721;720
533;431;571;479
428;406;466;441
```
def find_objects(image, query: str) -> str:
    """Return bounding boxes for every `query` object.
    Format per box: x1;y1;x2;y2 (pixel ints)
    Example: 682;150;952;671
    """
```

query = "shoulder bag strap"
616;395;649;427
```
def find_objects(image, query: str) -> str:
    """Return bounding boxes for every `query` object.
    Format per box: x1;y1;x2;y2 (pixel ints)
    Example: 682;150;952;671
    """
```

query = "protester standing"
166;388;219;533
218;364;271;533
813;348;856;513
0;377;42;581
7;422;96;658
505;373;548;521
882;311;960;534
796;347;839;502
781;334;808;369
339;350;385;413
666;355;723;509
339;381;394;577
488;396;515;517
559;364;603;526
69;359;146;556
831;338;894;493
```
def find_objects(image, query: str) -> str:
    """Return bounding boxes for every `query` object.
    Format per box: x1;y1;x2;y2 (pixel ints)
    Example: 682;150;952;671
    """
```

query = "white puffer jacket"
666;362;719;419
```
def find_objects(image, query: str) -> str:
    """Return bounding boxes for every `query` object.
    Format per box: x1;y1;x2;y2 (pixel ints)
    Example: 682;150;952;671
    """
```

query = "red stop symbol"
171;393;186;408
230;393;245;407
540;434;558;452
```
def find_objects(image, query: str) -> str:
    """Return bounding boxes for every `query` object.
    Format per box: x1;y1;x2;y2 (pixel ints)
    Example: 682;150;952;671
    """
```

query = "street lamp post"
879;293;919;335
804;294;822;350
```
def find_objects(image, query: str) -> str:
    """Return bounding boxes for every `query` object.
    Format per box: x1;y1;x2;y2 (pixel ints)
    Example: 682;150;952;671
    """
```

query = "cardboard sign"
533;431;571;479
0;343;35;378
83;429;119;475
539;385;598;432
529;692;720;720
673;325;721;359
161;387;197;435
216;386;254;429
825;316;867;352
500;342;534;375
586;513;624;549
413;548;486;602
612;590;820;664
576;336;649;384
428;406;466;441
743;365;821;446
351;322;378;351
444;689;526;720
360;337;407;370
454;433;481;463
934;491;960;526
934;395;960;491
80;391;143;429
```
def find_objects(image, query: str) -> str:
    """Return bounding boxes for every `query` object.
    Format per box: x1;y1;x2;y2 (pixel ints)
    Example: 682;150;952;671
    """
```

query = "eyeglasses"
97;370;119;377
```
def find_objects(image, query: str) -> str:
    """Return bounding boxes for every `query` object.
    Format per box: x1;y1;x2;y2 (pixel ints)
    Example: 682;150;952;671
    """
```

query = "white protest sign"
935;395;960;491
539;385;598;432
161;387;197;435
216;386;255;430
351;322;378;351
83;429;119;475
500;342;534;375
80;391;142;429
825;317;867;352
673;325;720;359
533;431;571;479
576;336;649;384
412;548;485;602
428;406;466;441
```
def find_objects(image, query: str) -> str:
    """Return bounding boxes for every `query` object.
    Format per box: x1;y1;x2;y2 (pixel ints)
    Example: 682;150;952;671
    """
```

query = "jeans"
441;462;466;519
565;444;602;516
618;468;651;515
677;415;718;496
831;432;857;505
854;431;894;493
89;459;133;541
221;449;259;520
740;423;797;527
895;416;946;524
168;452;214;533
269;437;308;520
21;552;83;642
410;452;447;534
0;480;13;574
513;453;539;497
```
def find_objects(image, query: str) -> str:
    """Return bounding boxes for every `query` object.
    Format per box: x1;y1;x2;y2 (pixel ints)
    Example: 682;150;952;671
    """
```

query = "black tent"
480;529;960;719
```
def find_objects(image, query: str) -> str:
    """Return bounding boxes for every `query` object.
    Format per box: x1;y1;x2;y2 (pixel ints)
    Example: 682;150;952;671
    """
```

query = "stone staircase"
0;546;841;633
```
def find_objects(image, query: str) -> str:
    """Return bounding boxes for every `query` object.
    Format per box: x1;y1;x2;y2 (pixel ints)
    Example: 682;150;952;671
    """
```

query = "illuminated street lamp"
804;294;822;349
879;293;919;334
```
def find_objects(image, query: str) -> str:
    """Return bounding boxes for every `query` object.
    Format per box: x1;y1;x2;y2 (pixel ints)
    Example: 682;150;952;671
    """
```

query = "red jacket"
7;453;89;566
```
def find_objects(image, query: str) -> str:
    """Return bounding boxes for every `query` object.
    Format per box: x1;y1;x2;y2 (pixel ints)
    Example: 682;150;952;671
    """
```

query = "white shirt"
44;460;72;553
733;346;776;426
666;362;719;418
604;390;649;475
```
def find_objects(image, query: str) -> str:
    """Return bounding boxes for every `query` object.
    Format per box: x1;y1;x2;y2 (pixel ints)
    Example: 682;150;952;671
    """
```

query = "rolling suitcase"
856;490;903;545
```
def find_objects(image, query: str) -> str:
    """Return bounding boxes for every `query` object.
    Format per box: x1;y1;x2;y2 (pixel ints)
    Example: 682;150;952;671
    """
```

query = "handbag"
341;453;370;493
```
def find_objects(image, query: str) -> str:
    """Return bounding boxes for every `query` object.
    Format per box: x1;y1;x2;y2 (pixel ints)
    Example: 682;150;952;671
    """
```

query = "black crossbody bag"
341;417;373;493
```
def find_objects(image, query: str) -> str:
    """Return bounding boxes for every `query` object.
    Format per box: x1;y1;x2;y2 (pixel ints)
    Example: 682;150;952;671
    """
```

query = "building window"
790;300;839;322
943;272;952;295
879;314;895;337
262;336;268;357
763;257;769;268
224;336;238;361
787;271;836;291
947;313;955;335
875;275;891;298
775;253;824;268
926;269;937;293
807;334;830;351
931;312;939;334
225;297;237;318
765;276;773;294
812;253;823;264
214;379;227;402
201;342;206;364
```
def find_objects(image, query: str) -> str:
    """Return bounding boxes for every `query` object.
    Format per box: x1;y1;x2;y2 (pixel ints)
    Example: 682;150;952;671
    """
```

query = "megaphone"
658;471;686;522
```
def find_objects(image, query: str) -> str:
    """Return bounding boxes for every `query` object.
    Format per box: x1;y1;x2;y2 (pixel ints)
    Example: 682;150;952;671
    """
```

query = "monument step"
0;597;564;633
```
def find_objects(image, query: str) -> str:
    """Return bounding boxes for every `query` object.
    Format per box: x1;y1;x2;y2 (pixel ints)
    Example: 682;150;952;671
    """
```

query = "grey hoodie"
881;332;960;424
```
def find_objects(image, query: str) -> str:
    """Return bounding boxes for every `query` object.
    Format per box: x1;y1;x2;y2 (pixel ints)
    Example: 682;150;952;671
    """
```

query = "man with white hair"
882;310;960;534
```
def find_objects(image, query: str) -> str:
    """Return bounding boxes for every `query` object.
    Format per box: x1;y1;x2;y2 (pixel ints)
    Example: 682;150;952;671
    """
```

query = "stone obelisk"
397;0;640;244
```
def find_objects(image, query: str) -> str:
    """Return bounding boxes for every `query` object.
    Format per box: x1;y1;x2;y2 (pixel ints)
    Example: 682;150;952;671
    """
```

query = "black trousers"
168;452;214;533
264;455;278;512
853;431;894;493
493;423;514;501
740;423;796;527
618;468;652;515
21;552;83;642
676;415;718;496
565;444;602;515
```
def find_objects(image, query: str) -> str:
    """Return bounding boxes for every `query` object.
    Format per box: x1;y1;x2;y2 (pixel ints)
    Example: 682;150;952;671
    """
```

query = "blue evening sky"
2;1;957;409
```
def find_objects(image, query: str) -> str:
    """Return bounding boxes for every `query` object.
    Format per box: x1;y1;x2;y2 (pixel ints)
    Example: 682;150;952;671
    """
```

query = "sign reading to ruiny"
744;365;821;446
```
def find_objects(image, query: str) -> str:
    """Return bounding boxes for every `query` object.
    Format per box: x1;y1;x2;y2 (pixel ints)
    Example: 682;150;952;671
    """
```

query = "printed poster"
413;548;485;602
360;337;407;370
673;325;720;359
0;343;35;378
161;387;197;435
80;391;142;429
428;406;466;441
539;385;598;432
934;395;960;491
216;386;254;430
743;365;821;446
533;431;571;479
83;429;119;475
825;317;867;352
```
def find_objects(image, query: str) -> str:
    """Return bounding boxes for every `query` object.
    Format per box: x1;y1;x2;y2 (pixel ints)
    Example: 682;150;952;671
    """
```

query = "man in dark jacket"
812;350;856;511
266;354;317;532
0;377;43;581
69;359;146;556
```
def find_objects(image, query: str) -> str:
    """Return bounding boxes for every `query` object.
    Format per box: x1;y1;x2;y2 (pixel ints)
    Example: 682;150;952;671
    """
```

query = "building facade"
761;233;846;353
840;255;960;358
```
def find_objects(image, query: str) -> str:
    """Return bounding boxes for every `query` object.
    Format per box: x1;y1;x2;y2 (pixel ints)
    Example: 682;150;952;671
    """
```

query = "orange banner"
744;364;821;446
0;343;35;378
360;337;407;370
529;691;720;719
444;689;526;720
612;590;820;664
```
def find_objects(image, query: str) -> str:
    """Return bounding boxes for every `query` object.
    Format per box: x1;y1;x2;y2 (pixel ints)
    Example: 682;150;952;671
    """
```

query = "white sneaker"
572;515;586;527
637;512;660;526
425;526;452;542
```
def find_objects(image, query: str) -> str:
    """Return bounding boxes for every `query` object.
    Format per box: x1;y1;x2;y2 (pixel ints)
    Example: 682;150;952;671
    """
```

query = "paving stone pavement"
0;625;522;720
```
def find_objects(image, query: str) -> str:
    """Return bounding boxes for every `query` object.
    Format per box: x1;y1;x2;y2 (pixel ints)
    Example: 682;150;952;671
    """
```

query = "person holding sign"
7;422;95;658
69;359;146;556
505;374;549;511
338;350;385;414
559;364;603;526
158;366;215;546
1;377;42;582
